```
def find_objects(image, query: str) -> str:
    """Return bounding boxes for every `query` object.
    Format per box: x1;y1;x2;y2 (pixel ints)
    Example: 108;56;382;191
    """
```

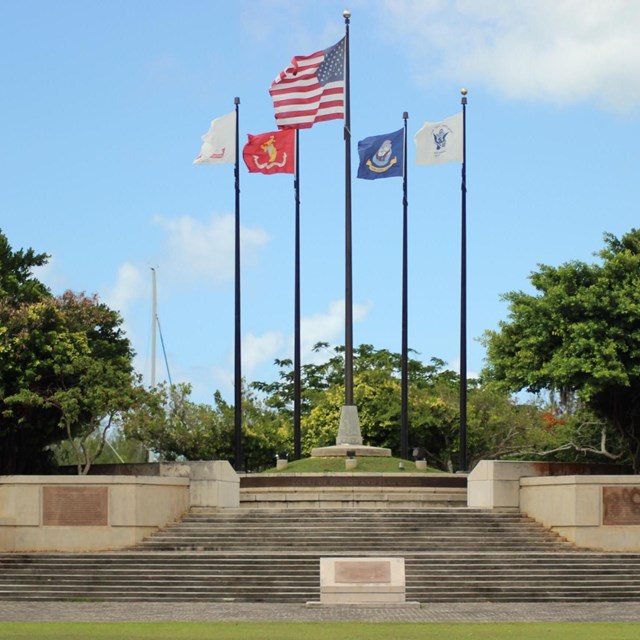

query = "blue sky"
2;0;639;403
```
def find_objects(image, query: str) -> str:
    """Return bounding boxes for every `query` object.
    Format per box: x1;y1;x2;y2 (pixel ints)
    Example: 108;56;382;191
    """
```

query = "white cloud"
446;356;479;379
104;262;146;315
31;255;68;293
242;330;285;376
104;263;147;369
211;365;235;398
211;298;373;394
153;213;270;288
380;0;640;112
300;299;372;363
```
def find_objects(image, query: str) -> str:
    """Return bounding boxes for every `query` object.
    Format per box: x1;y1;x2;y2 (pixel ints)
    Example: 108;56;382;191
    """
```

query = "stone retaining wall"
0;461;239;552
467;460;640;551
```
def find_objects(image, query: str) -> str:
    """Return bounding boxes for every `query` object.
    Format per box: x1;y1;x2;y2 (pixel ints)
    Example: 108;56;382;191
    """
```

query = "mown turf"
264;456;443;473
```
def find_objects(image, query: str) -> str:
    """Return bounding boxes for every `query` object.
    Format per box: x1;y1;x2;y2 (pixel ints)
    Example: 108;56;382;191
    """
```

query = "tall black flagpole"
400;111;409;461
336;9;362;447
343;9;354;407
459;88;468;472
233;96;244;472
293;130;302;460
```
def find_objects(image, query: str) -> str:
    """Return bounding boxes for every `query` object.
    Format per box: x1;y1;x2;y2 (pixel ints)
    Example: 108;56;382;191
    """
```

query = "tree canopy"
0;231;136;474
123;382;290;471
252;343;554;472
6;227;634;474
483;229;640;472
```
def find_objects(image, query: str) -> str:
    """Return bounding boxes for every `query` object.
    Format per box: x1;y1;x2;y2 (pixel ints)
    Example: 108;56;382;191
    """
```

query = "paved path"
2;601;640;623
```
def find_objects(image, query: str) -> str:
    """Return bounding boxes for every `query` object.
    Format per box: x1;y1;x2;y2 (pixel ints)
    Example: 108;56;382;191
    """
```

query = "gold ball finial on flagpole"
343;9;351;19
460;87;468;96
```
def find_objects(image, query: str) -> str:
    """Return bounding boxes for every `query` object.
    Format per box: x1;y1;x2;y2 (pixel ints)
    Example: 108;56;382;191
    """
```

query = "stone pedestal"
336;405;362;446
311;404;392;458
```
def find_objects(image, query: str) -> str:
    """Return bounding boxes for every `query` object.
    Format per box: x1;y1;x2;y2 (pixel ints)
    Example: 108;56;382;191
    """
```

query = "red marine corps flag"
242;130;295;174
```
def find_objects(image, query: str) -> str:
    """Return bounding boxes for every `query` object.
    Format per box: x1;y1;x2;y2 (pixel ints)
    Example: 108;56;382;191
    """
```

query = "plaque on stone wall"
43;486;109;526
335;560;391;583
603;486;640;526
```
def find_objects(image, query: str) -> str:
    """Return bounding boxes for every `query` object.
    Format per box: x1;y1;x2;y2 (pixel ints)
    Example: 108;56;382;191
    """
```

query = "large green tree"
483;229;640;473
0;233;53;472
253;343;448;457
0;232;137;474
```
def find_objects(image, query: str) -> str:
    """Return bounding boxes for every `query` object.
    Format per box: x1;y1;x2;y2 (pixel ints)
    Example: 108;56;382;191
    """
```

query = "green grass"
1;622;639;640
263;456;443;473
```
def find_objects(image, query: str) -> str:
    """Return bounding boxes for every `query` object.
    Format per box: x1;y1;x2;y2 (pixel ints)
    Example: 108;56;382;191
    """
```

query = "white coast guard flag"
414;112;463;166
193;111;236;165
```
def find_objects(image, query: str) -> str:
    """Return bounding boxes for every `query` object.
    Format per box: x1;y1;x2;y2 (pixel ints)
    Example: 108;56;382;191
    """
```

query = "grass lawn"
1;622;640;640
264;456;443;473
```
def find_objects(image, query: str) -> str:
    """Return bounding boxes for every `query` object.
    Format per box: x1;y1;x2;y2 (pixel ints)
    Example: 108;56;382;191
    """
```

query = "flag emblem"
243;130;295;174
357;128;404;180
368;139;397;172
432;125;453;152
415;112;463;166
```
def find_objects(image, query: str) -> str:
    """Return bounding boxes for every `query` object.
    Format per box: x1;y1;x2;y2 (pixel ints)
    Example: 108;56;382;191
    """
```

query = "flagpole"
400;111;409;461
335;9;363;447
293;130;302;460
233;96;244;472
343;9;353;406
459;88;468;472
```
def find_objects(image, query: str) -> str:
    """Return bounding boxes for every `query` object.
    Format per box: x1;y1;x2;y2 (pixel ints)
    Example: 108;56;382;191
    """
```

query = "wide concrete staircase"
2;507;640;602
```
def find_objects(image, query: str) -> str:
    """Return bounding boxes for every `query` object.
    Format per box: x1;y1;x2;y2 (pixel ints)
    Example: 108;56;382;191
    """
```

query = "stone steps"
138;507;570;553
2;501;640;603
238;473;467;509
2;550;640;602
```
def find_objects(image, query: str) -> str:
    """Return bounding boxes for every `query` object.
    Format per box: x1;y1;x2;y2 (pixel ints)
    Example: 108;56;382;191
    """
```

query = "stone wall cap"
0;475;189;486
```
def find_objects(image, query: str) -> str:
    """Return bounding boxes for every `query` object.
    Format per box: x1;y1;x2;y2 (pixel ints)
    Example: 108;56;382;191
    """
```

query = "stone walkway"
1;601;640;623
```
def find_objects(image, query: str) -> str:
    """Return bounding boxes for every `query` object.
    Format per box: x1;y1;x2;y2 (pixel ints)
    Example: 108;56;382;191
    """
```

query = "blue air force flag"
357;128;404;180
414;112;463;166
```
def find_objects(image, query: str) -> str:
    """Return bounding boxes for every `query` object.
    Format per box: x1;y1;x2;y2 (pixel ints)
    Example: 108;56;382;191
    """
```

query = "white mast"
150;267;157;388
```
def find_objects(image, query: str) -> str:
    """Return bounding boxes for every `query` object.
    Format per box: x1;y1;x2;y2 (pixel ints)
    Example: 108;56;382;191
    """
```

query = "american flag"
269;37;345;130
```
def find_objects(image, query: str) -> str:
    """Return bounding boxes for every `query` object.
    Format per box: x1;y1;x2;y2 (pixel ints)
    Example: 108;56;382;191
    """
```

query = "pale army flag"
193;111;236;165
414;112;463;166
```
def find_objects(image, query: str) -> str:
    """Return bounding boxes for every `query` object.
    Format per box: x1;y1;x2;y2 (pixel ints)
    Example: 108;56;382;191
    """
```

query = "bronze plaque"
335;560;391;584
603;486;640;526
43;486;109;526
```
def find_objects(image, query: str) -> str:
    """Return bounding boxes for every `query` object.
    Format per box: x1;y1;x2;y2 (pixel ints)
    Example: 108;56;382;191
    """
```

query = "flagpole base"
311;443;392;458
310;406;391;458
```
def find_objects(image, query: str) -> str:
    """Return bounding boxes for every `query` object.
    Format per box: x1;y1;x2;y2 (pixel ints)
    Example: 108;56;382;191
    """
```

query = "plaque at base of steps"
308;557;419;607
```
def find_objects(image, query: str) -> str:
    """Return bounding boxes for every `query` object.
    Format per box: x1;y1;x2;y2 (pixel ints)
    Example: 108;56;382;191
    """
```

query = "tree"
483;229;640;472
254;342;611;471
124;382;290;472
0;232;49;305
124;383;234;462
0;231;137;474
254;343;465;465
1;291;137;474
